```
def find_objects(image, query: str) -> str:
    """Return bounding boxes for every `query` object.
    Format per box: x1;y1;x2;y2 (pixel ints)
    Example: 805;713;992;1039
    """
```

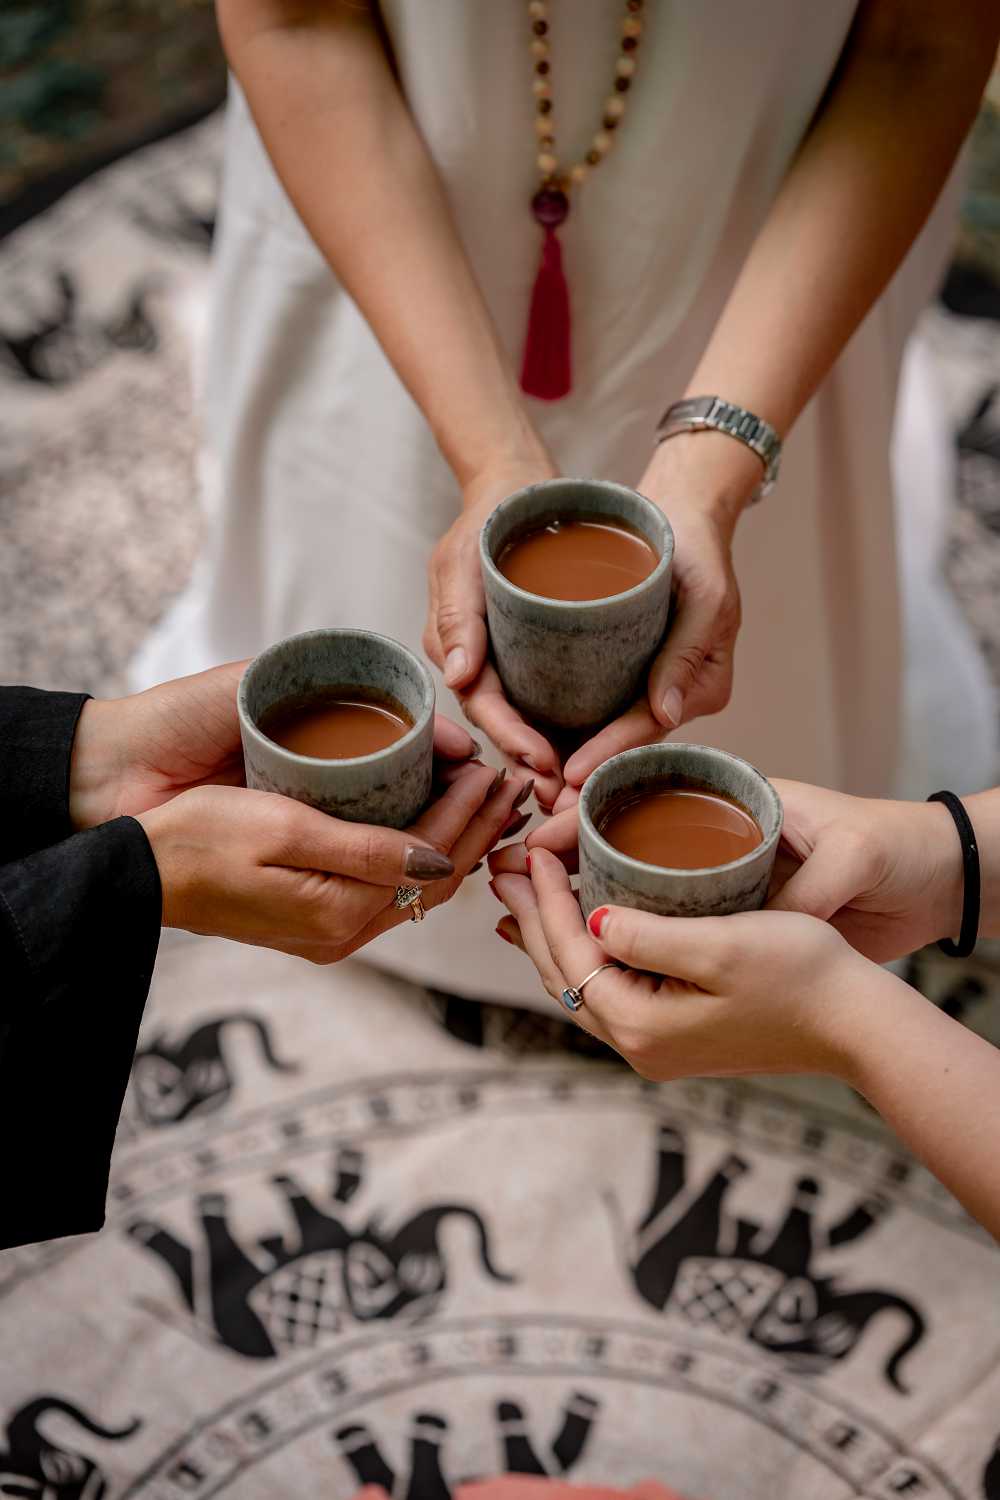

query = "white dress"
133;0;992;1007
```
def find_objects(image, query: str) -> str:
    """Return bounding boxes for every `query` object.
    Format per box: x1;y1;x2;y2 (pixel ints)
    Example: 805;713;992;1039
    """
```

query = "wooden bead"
592;130;612;154
528;0;547;16
537;152;558;175
621;34;638;50
614;75;631;92
626;0;643;11
537;97;552;114
532;77;552;97
604;95;626;120
535;59;550;74
535;114;555;137
616;56;637;78
622;16;643;36
530;38;549;58
532;18;548;35
569;162;589;185
586;148;601;166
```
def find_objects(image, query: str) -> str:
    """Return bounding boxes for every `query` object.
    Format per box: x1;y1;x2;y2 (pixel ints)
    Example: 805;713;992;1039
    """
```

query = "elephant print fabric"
1;928;1000;1498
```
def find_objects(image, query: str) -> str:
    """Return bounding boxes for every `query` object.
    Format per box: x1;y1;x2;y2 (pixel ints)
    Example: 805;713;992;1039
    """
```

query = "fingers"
432;714;481;762
530;848;608;994
563;700;664;788
491;869;589;1021
269;797;456;887
766;841;858;920
646;543;739;730
551;783;580;815
434;536;489;689
589;903;739;990
409;762;503;853
458;664;563;806
430;773;524;883
496;914;524;951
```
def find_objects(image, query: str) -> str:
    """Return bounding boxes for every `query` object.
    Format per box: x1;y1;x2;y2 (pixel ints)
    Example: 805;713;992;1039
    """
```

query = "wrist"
923;797;967;948
640;430;762;540
69;699;125;830
823;959;922;1091
460;447;558;514
135;801;182;928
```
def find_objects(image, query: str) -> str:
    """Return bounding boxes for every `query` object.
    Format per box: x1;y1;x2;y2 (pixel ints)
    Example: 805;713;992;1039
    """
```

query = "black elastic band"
927;791;981;958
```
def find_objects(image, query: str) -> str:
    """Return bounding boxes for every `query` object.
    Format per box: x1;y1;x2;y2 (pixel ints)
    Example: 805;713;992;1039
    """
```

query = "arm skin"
217;0;999;796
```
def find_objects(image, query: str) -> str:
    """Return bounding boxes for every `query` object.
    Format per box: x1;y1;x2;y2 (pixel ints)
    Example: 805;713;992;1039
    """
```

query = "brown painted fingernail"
469;861;484;874
501;810;531;840
467;739;484;758
512;777;535;810
405;846;455;880
488;767;508;796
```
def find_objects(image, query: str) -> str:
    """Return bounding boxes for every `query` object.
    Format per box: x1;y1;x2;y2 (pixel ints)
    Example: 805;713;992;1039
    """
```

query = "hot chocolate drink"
599;783;763;870
258;687;413;760
497;516;658;602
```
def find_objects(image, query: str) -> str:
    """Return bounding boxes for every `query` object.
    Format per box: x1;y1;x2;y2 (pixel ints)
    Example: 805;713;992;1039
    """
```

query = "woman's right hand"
424;458;565;810
137;760;525;963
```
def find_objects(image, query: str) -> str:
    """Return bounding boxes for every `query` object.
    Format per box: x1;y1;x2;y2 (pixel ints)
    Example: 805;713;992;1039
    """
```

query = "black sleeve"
0;816;161;1250
0;687;90;862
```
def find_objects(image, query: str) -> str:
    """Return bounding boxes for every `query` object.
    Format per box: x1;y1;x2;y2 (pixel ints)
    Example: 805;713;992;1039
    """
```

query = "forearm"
217;0;547;492
648;0;997;527
845;969;1000;1240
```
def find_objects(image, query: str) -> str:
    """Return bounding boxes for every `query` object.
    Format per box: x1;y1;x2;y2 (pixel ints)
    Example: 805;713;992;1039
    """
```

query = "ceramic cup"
479;478;674;731
579;742;783;919
238;628;435;829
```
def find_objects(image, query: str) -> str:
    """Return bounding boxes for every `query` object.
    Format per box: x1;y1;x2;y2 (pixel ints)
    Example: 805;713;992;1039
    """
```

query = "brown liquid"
258;687;413;760
599;784;763;869
497;516;658;601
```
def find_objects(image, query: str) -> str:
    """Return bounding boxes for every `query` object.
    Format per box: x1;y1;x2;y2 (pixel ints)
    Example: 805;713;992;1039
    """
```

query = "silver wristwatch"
655;396;782;502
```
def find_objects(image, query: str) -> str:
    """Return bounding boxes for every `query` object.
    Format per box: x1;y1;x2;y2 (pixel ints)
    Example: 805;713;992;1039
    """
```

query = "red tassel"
520;225;572;401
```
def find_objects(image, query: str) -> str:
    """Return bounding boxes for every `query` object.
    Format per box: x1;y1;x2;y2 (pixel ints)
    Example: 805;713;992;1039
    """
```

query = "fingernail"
467;738;484;758
512;777;535;810
488;767;508;796
525;852;533;874
522;755;548;775
501;811;531;840
496;923;514;945
405;845;455;880
469;861;483;874
662;687;684;728
488;845;527;876
445;648;468;685
588;906;609;938
488;879;503;903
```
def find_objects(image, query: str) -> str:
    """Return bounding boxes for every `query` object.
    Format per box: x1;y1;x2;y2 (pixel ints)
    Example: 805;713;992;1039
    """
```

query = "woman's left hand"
491;846;875;1084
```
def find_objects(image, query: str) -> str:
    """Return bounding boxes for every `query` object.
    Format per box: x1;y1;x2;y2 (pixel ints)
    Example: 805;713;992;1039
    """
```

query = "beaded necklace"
521;0;645;401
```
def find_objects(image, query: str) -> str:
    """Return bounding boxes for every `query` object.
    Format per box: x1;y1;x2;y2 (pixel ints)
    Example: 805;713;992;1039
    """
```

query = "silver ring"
560;963;618;1013
394;885;427;922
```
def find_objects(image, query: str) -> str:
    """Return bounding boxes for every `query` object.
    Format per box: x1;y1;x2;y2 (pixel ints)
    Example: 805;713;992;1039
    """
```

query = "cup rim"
479;477;675;613
579;742;783;878
237;627;435;769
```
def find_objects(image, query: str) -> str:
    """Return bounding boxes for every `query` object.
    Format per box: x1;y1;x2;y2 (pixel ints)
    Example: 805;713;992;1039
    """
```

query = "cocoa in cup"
480;479;673;731
238;629;434;828
579;743;782;919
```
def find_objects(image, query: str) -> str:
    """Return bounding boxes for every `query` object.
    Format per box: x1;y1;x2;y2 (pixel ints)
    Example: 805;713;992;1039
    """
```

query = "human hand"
551;434;753;811
69;661;483;826
490;847;889;1084
424;457;565;809
137;760;526;962
766;779;964;962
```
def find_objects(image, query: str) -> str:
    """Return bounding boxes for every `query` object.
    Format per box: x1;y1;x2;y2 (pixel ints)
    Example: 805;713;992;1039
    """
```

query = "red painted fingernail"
495;923;514;944
488;879;502;902
525;853;532;874
588;907;609;938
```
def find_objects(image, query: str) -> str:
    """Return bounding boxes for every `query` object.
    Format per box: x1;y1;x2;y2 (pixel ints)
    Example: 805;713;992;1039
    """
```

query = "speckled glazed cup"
238;629;435;829
579;743;783;919
480;478;674;731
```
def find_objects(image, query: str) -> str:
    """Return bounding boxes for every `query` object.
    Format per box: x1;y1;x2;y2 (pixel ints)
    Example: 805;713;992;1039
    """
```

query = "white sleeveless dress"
133;0;993;1008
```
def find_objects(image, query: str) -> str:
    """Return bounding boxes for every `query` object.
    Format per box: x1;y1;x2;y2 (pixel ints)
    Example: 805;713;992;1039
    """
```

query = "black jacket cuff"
0;687;89;861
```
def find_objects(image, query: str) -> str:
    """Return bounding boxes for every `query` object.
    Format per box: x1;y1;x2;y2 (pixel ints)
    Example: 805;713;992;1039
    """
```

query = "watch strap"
655;396;782;501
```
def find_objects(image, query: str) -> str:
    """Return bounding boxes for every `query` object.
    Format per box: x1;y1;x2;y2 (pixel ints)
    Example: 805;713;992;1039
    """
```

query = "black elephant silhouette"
984;1433;1000;1498
130;1012;297;1127
0;271;159;385
0;1396;139;1499
617;1126;926;1393
127;1148;513;1358
336;1391;599;1497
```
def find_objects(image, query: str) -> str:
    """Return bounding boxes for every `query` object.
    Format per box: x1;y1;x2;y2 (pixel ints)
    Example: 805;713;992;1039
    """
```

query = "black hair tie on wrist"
927;790;980;959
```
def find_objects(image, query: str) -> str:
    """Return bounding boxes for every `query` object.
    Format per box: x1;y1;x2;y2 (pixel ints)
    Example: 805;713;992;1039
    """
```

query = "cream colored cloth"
132;1;983;1006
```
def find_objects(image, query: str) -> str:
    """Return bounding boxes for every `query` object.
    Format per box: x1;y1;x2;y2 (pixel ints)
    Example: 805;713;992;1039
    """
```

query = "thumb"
588;903;737;989
767;838;863;919
647;592;715;730
274;798;455;887
436;540;489;690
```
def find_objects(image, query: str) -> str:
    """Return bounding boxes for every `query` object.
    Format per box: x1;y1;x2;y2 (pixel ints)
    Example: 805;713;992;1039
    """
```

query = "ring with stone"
394;885;427;922
560;963;619;1013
